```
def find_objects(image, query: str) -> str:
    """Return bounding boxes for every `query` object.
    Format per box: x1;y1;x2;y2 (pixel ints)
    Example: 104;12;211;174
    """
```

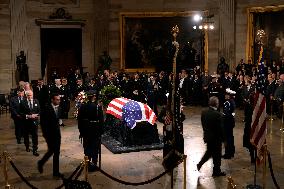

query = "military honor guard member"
222;88;236;159
77;90;104;171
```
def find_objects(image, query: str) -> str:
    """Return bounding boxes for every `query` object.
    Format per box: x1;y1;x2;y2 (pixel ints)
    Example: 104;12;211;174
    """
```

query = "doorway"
41;28;82;82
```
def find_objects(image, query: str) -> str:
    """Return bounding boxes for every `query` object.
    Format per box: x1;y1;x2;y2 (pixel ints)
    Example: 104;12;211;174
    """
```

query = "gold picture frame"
120;11;209;72
246;5;284;63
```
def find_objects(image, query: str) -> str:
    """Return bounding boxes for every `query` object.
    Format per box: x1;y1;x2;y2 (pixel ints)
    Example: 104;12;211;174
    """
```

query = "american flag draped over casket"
106;98;156;129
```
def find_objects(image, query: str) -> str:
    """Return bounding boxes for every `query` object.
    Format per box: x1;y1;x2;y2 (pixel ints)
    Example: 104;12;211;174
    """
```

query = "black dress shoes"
33;151;39;156
37;161;43;173
212;171;226;177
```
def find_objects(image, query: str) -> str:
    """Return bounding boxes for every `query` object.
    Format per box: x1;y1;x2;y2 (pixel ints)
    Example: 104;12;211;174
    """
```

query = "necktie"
29;100;33;109
54;106;58;118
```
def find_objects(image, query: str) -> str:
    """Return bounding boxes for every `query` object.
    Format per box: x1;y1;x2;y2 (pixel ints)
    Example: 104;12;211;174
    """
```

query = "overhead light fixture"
193;26;197;30
193;14;201;22
209;25;214;30
199;25;203;29
204;25;208;30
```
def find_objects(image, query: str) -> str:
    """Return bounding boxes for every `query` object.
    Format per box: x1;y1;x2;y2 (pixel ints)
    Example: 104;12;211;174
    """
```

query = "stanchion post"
282;102;284;131
262;145;267;189
99;137;102;169
171;169;174;189
183;155;187;189
84;156;89;182
3;151;11;189
270;101;274;121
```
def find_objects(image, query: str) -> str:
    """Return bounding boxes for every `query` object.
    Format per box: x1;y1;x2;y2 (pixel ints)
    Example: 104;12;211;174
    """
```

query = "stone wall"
0;0;11;93
25;0;95;83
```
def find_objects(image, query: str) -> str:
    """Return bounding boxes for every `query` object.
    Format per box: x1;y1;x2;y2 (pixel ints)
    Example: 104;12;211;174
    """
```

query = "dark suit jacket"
10;96;24;120
40;104;61;140
33;85;49;107
201;107;224;143
19;98;40;126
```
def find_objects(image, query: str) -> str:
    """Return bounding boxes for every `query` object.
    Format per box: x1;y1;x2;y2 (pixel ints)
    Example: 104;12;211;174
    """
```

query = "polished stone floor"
0;106;284;189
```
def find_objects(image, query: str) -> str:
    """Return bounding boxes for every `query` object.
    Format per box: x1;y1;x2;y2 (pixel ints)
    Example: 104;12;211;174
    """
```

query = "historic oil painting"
121;13;206;72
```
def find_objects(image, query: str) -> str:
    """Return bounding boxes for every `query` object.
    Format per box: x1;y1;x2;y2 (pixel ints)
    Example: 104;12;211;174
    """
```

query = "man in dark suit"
197;96;226;177
10;88;25;144
38;93;62;177
33;78;49;108
19;90;40;156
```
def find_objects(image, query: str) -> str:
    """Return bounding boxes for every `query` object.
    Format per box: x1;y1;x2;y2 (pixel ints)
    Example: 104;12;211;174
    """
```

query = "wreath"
100;85;122;107
73;91;88;118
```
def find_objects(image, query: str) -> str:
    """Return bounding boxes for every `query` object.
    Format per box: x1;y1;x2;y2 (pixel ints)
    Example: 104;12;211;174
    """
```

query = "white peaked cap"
226;88;236;95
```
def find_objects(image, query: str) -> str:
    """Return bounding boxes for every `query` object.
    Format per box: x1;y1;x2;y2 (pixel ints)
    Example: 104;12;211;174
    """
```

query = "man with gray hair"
20;90;40;156
197;96;226;177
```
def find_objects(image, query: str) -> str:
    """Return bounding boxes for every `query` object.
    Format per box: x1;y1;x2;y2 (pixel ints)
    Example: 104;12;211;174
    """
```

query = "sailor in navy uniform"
222;88;236;159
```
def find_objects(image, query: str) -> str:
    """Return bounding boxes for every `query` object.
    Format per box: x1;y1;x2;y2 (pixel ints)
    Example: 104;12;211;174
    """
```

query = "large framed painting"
246;5;284;65
120;12;208;72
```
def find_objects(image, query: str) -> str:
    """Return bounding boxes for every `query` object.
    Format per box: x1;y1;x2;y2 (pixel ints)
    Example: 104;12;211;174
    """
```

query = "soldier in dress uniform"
222;88;236;159
77;90;104;171
208;75;222;101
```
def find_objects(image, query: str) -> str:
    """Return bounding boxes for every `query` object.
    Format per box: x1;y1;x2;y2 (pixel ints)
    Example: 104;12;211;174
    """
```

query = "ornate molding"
35;8;85;27
35;19;86;27
49;8;72;19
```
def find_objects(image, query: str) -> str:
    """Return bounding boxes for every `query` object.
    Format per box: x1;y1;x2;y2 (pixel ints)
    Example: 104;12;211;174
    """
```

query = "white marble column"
218;0;235;70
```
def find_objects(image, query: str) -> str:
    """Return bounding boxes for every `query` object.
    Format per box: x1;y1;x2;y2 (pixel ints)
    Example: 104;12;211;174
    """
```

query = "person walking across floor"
10;88;25;144
19;90;40;156
77;90;104;171
197;96;226;177
38;93;63;177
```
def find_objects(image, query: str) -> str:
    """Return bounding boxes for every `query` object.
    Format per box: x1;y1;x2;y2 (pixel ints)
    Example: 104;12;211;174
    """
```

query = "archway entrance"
41;28;82;82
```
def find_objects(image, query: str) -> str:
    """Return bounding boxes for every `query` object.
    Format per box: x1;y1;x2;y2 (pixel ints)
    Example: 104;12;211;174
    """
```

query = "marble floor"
0;106;284;189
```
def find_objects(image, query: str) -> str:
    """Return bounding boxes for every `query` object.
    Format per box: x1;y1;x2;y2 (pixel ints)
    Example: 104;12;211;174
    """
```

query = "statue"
16;51;29;82
217;57;229;76
98;51;112;73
